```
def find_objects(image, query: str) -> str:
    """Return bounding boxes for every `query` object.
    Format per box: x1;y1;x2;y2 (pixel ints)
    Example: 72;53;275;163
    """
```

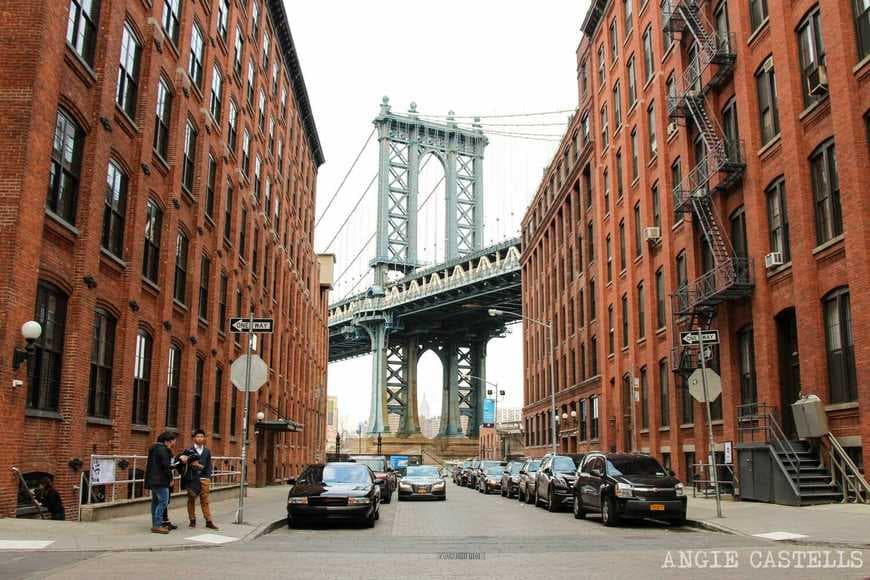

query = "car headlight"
487;478;498;485
615;482;634;498
675;483;685;497
399;482;411;491
288;496;308;504
553;476;567;488
433;480;445;489
348;497;371;505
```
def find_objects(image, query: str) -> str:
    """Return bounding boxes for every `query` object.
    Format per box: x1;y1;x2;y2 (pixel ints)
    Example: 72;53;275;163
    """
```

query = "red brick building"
522;0;869;483
0;0;329;517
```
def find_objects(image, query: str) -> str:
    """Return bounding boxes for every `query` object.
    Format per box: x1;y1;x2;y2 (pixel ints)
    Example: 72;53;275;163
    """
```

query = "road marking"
186;533;238;544
0;540;55;550
752;531;808;541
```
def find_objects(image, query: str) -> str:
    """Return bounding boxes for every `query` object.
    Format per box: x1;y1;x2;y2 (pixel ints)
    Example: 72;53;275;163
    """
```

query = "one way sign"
680;330;719;346
229;317;274;334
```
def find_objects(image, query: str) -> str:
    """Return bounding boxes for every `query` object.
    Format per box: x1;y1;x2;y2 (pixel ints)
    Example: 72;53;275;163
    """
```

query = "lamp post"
490;308;557;454
357;422;363;454
12;321;42;371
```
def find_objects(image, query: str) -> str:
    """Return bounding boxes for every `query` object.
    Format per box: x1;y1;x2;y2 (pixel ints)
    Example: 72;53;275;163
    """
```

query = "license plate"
650;503;665;511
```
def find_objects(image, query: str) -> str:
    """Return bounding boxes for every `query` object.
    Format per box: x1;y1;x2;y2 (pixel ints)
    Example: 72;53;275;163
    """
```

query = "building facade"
0;0;329;517
522;0;869;482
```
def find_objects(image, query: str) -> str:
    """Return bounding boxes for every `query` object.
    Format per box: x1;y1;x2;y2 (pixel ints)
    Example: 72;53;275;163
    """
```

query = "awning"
256;419;303;432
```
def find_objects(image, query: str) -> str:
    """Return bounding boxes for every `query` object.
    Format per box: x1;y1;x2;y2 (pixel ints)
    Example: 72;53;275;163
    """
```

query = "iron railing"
822;433;870;503
737;403;802;492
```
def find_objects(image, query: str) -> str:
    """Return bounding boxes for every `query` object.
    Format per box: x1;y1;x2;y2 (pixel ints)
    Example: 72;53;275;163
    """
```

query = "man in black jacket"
145;432;187;533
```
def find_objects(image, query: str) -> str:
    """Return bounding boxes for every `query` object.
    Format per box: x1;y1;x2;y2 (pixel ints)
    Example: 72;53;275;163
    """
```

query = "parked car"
464;458;481;487
573;452;686;526
454;459;472;485
286;463;381;528
472;460;505;489
349;455;395;504
517;459;541;504
535;453;582;511
397;465;447;501
500;461;524;497
477;464;505;494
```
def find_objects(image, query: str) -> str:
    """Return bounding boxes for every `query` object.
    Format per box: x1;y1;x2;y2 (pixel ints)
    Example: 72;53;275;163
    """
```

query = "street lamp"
12;320;42;371
489;308;557;454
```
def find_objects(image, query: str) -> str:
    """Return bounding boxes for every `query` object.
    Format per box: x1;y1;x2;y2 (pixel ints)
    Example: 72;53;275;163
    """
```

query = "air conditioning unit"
807;64;829;97
764;252;784;269
643;226;661;243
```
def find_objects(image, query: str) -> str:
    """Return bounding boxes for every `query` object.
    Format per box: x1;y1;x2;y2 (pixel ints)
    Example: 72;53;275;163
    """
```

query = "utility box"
791;394;828;439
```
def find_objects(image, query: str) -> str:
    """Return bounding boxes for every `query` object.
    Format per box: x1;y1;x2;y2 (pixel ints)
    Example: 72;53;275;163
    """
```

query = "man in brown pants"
182;429;218;530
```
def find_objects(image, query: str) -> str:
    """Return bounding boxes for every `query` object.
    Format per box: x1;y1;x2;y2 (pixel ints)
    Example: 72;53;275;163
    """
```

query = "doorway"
776;308;801;438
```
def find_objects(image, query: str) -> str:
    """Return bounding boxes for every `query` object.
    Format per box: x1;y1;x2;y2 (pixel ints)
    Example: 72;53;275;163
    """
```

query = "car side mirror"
668;469;676;477
286;478;296;485
590;469;602;478
544;468;551;475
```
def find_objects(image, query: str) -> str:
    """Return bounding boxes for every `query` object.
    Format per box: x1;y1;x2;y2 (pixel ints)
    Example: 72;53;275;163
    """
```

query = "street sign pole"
698;331;722;518
236;311;255;525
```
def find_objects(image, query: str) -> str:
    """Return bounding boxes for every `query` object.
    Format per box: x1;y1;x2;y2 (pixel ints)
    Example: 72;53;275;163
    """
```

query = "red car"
349;455;395;504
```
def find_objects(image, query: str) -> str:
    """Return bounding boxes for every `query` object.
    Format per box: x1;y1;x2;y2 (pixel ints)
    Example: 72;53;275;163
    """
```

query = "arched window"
132;330;152;426
30;282;68;411
823;287;856;403
48;109;84;224
116;22;141;117
88;309;116;418
166;344;182;428
101;160;128;257
737;325;757;404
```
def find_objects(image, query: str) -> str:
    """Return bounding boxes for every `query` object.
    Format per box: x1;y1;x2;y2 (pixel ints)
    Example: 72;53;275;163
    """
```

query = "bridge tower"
365;97;489;437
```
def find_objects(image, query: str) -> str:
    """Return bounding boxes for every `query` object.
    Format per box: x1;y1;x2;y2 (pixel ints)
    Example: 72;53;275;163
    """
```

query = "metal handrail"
824;432;869;503
736;404;801;491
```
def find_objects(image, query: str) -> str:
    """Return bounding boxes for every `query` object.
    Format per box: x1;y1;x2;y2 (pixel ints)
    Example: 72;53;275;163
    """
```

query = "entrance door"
776;309;801;438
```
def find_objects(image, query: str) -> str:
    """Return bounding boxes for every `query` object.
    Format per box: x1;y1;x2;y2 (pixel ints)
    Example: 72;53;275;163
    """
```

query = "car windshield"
322;464;371;484
485;466;505;476
607;456;668;477
462;460;471;468
509;462;522;474
553;457;576;473
526;461;541;472
352;458;386;471
405;466;440;478
481;461;502;469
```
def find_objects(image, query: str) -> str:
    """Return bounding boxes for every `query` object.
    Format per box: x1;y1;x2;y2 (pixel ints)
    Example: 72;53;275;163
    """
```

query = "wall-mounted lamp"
256;411;266;422
12;321;42;371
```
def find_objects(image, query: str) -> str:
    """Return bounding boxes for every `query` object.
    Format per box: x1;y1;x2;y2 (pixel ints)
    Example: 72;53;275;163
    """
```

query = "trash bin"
791;394;828;439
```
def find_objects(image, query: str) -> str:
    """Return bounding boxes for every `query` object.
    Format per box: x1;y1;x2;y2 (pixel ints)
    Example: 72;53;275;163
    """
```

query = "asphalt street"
2;482;868;579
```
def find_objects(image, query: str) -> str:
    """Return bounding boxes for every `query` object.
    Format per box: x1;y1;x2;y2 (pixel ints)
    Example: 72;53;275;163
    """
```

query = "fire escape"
662;0;752;374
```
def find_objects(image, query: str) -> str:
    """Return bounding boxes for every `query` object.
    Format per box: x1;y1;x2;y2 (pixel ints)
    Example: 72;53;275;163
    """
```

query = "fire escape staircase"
663;0;751;375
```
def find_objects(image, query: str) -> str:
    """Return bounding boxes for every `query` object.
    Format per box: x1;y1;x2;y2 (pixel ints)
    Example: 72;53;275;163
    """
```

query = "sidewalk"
0;485;288;552
686;495;870;548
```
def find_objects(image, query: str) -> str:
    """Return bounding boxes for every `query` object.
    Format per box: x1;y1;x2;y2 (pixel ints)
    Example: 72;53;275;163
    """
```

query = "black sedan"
573;453;686;526
286;463;380;528
477;464;505;494
535;454;581;511
500;461;523;498
454;459;472;485
517;459;541;504
397;465;447;500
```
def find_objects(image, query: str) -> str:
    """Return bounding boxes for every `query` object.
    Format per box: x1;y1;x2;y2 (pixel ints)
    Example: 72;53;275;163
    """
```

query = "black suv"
573;452;686;526
500;461;523;498
534;453;581;511
517;459;541;504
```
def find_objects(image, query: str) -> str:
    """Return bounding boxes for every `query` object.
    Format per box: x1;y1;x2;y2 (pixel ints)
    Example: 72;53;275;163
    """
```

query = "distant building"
325;396;339;450
497;407;522;424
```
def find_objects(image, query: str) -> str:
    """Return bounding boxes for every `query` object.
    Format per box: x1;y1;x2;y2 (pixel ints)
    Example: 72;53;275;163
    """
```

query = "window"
246;61;255;105
219;272;228;333
587;222;595;263
47;109;84;224
162;0;181;45
230;382;238;435
242;129;251;174
613;82;622;127
213;366;223;434
676;250;687;289
671;159;682;218
132;330;151;425
199;255;210;321
228;100;238;152
143;200;162;282
67;0;100;65
608;305;615;354
271;62;279;95
101;160;127;257
630;128;638;180
652;184;661;228
578;399;588;440
598;45;606;83
252;228;260;273
29;282;67;411
182;121;197;193
205;156;217;220
637;282;646;339
722;98;740;160
193;357;204;430
766;177;790;261
680;376;694;423
210;65;223;122
258;89;266;132
88;309;115;418
189;23;204;87
600;104;609;149
280;86;288;118
621;295;629;348
811;140;842;245
730;206;748;258
797;8;826;107
604;168;610;212
618;220;626;270
633;202;642;257
223;181;234;240
233;25;244;77
239;207;248;257
166;345;181;428
268;117;275;152
624;0;633;34
251;1;260;37
642;27;654;82
116;23;141;118
262;30;271;68
606;234;613;282
640;367;649;429
655;268;666;328
659;359;670;427
174;230;189;304
589;279;597;319
647;103;657;156
755;58;780;145
715;1;731;51
737;326;757;404
591;396;599;439
253;156;262;199
609;18;618;61
153;78;172;158
662;0;674;50
217;0;229;42
856;0;870;60
824;288;856;403
616;152;624;197
750;0;768;32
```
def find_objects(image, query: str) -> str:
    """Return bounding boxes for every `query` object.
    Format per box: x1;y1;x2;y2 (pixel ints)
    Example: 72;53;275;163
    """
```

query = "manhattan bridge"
319;98;565;455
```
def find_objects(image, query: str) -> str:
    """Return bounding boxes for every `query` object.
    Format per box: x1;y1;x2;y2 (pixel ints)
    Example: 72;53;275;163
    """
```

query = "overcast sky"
286;1;591;432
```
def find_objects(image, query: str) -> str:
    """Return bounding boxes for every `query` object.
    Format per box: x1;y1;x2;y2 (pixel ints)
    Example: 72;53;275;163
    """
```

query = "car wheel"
602;495;620;527
286;515;294;529
375;507;380;520
527;488;535;504
547;489;558;512
534;489;541;507
501;486;506;497
573;496;586;520
382;488;391;504
364;508;376;528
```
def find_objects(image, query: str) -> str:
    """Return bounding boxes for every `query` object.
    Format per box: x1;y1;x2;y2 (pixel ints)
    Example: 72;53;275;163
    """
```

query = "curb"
686;518;870;550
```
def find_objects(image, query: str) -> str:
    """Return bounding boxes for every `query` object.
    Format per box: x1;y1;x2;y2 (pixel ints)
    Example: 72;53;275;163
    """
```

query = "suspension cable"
315;127;376;228
417;108;575;120
321;172;378;253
